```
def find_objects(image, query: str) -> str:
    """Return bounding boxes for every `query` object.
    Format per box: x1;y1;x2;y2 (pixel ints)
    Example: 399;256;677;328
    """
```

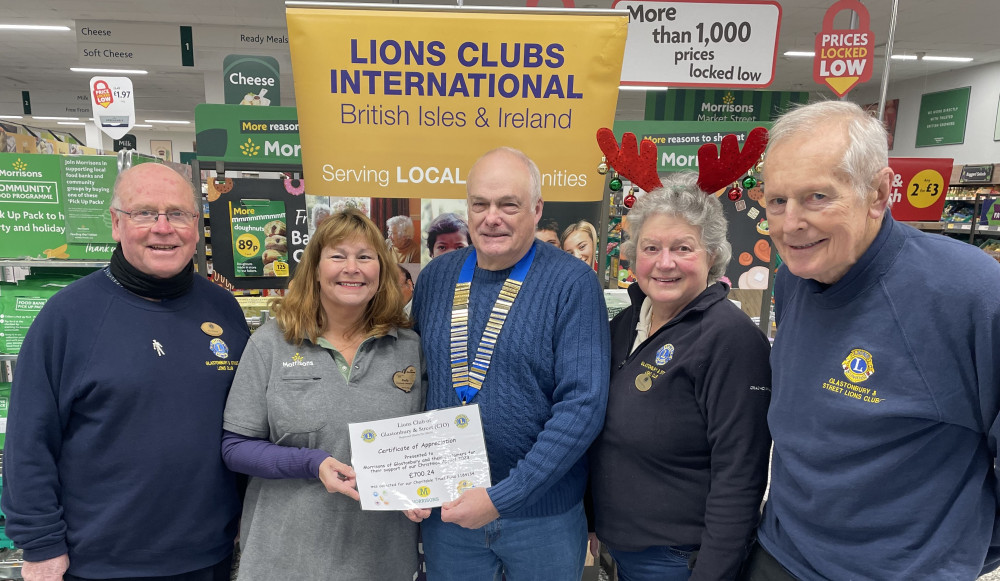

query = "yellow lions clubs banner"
287;7;627;201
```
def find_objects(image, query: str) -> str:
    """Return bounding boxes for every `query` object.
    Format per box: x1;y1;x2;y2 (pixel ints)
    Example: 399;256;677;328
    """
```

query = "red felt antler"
696;127;769;194
596;128;663;193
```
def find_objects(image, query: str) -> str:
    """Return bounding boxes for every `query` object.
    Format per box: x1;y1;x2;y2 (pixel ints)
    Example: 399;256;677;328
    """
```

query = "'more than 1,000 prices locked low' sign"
615;0;781;88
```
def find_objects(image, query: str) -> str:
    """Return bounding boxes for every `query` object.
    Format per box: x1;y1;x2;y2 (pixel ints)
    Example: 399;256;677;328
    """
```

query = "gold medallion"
201;322;223;337
392;365;417;392
635;371;652;392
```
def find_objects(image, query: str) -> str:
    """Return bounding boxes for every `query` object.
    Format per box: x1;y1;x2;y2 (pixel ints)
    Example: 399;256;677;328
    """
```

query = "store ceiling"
1;0;998;135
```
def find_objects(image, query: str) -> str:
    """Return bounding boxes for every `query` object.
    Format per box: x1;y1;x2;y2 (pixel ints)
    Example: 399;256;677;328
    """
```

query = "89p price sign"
615;0;781;88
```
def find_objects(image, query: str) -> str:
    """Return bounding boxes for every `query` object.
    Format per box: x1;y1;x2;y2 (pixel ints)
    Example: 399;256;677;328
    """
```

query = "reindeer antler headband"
596;126;769;194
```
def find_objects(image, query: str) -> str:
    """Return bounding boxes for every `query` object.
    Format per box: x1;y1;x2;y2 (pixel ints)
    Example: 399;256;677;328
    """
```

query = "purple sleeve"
222;430;331;479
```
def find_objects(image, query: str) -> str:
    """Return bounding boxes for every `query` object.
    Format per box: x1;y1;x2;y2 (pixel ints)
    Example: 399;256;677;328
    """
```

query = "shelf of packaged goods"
905;221;946;231
909;222;1000;236
0;562;21;579
0;260;108;269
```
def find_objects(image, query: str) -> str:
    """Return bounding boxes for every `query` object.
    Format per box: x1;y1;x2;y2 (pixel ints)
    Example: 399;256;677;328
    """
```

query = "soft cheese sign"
813;0;874;97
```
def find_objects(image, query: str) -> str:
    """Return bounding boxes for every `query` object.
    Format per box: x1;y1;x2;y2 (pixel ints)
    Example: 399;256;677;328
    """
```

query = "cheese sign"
813;0;874;97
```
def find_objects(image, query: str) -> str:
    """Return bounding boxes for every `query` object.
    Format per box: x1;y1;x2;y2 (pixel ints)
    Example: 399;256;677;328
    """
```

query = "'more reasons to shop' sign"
886;157;953;222
286;6;627;201
615;0;781;89
195;104;300;164
612;120;769;172
813;0;874;97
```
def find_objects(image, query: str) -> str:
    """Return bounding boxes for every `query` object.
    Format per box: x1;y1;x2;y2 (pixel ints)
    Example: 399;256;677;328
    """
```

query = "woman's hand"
318;456;360;501
588;533;600;559
404;508;432;523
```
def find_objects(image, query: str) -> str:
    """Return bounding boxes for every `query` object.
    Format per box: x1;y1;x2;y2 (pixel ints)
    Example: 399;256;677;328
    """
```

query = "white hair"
767;100;889;200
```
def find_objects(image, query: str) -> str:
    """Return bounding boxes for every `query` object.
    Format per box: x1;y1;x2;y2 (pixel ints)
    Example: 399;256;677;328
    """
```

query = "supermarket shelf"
905;221;946;231
0;354;16;362
0;562;22;579
907;222;1000;235
0;260;107;269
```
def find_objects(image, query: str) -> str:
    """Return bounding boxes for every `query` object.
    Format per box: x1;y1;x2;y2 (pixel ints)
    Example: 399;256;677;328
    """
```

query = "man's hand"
403;508;432;523
318;457;360;501
440;486;499;529
22;554;69;581
588;532;600;559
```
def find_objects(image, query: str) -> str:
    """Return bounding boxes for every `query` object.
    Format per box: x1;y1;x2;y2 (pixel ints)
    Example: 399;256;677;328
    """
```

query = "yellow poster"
287;7;627;201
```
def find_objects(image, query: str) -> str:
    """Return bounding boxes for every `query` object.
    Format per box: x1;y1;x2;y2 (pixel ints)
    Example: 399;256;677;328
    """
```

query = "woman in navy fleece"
589;173;772;581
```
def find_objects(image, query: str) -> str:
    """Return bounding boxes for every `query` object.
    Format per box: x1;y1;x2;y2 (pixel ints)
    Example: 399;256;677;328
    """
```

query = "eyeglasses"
113;208;198;227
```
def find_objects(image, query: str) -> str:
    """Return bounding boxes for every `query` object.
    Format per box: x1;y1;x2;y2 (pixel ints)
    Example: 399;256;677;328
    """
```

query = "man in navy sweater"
742;101;1000;580
2;164;249;581
408;147;610;580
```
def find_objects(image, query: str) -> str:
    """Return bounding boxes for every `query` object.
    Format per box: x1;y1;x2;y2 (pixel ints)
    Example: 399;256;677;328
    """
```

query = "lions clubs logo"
842;348;874;383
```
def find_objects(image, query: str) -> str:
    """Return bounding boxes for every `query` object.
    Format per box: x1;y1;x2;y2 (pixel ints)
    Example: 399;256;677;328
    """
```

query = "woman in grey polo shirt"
221;208;425;580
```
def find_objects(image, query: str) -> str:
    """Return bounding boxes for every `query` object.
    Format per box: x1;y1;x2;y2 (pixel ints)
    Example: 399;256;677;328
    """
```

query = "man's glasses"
113;208;198;227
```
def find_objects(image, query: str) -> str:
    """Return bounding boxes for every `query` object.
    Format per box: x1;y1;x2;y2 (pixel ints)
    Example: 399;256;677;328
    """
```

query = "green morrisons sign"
646;90;809;122
195;104;300;165
0;152;115;260
612;121;771;172
223;54;281;106
916;86;971;148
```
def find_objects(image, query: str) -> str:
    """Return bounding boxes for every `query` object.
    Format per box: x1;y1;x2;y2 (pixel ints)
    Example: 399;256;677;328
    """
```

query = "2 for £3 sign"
813;0;873;97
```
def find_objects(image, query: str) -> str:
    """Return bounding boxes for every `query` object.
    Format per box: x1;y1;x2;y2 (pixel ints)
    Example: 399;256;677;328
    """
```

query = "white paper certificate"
348;404;491;511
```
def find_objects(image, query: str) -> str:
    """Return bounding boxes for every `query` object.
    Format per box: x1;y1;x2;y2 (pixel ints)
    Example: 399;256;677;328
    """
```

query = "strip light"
70;67;148;75
0;24;70;31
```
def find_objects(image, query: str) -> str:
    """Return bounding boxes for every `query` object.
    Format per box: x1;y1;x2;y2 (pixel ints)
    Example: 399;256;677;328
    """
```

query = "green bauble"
609;177;623;192
742;176;757;189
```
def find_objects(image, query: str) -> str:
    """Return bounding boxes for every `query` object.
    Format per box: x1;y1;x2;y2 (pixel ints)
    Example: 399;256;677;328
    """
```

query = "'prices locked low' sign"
813;0;873;97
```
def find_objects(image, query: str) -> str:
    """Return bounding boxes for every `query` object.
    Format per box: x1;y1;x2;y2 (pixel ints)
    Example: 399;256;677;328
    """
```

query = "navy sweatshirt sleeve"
0;301;75;561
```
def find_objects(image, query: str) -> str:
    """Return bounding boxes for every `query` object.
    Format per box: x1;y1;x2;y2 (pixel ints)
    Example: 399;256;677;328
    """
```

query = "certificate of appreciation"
348;404;491;511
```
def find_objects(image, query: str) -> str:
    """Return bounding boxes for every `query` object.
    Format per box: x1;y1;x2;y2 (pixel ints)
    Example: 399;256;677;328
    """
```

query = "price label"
907;169;945;209
236;233;260;257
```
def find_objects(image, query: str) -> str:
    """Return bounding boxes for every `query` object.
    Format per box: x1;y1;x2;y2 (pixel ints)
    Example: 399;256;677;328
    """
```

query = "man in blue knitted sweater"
409;147;610;580
741;101;1000;580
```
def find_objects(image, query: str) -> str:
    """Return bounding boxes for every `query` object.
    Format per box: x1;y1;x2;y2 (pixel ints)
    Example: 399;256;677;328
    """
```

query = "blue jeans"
421;502;587;581
609;544;699;581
